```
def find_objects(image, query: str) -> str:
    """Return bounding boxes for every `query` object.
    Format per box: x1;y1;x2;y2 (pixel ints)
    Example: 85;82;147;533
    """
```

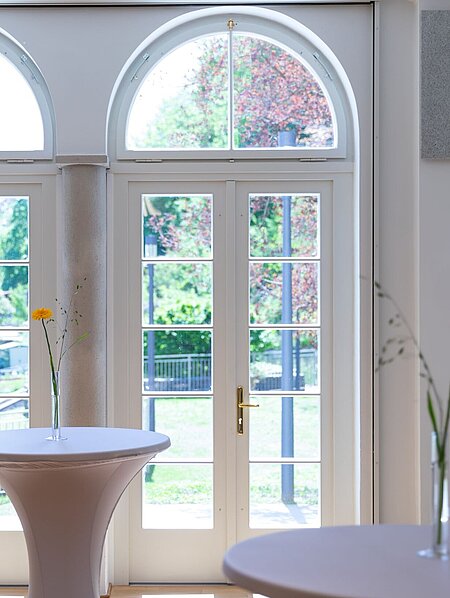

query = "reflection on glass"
233;35;334;149
0;332;29;395
142;194;212;259
0;197;29;260
143;463;213;529
250;396;319;460
250;262;318;325
142;263;212;326
249;463;320;528
0;266;29;327
250;329;318;392
0;397;29;432
143;396;213;460
127;35;229;150
249;194;319;258
143;330;212;392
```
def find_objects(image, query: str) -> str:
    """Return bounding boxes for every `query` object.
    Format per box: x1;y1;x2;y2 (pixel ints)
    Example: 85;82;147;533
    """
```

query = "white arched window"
112;12;349;160
109;5;372;584
0;31;54;159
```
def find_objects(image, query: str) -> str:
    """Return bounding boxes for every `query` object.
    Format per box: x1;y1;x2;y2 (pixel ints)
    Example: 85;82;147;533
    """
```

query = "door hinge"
298;158;327;162
135;159;163;163
6;159;35;164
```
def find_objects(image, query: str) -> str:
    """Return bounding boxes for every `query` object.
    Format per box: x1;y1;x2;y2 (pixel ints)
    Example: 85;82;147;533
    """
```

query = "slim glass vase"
418;432;449;559
47;370;66;441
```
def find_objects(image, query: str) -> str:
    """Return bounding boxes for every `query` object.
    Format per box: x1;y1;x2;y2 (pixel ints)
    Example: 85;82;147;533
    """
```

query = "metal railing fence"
144;349;317;392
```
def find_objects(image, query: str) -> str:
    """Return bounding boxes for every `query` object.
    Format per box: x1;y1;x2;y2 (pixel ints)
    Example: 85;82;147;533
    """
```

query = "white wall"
377;0;420;523
418;0;450;522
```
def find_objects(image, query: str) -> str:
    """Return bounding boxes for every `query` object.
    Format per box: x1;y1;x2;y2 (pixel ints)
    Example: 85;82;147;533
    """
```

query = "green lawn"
144;395;320;508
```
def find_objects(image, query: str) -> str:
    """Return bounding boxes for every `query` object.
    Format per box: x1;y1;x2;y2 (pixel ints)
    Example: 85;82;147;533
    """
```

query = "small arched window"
0;31;54;159
112;11;349;160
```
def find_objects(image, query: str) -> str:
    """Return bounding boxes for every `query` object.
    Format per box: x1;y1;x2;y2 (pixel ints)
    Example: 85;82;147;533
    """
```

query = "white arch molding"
107;6;360;163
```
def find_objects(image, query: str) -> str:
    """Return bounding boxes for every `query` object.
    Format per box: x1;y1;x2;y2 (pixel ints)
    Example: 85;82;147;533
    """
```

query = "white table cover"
0;427;170;598
223;525;450;598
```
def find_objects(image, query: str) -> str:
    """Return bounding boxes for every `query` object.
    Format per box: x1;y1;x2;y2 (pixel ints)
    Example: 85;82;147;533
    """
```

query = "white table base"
0;454;151;598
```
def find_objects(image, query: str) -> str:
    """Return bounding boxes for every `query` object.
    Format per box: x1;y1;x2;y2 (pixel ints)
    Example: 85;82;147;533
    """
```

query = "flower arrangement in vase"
376;281;450;559
32;279;89;440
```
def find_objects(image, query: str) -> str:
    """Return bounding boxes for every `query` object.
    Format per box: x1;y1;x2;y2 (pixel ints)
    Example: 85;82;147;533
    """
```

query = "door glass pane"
250;329;319;392
143;463;213;529
0;266;29;327
250;396;320;461
248;186;321;531
142;263;212;326
143;396;213;460
249;193;319;258
250;262;318;325
0;196;30;532
143;330;212;392
142;194;212;259
249;463;320;528
233;34;334;149
141;190;214;532
0;332;28;396
127;35;229;151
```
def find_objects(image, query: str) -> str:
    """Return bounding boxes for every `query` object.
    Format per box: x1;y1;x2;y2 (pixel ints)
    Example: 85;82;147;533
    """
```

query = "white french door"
111;172;357;582
234;180;334;541
0;179;56;584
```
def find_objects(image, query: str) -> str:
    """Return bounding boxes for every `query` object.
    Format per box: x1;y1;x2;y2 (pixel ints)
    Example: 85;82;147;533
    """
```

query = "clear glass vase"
47;370;66;441
418;432;449;559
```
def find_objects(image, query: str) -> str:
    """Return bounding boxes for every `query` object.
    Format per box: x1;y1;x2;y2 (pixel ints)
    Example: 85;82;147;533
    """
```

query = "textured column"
59;164;107;426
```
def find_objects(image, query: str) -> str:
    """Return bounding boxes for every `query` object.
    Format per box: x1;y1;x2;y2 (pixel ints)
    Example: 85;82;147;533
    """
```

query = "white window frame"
0;175;56;585
0;32;55;160
111;7;349;161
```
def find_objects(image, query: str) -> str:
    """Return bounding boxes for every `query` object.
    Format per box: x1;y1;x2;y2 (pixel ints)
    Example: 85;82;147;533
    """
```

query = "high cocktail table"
223;525;450;598
0;427;170;598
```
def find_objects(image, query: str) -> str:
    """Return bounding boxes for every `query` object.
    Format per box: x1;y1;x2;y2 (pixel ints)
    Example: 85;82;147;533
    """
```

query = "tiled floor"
0;585;254;598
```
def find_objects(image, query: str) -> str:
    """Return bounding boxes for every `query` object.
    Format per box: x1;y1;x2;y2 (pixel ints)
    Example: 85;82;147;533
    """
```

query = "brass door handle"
237;386;259;435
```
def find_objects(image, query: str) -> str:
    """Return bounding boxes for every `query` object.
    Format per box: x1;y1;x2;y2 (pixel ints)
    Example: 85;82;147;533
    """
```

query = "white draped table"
0;427;170;598
223;525;450;598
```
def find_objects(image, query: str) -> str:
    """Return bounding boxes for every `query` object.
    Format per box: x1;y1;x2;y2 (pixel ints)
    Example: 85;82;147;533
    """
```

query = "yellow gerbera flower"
32;307;53;321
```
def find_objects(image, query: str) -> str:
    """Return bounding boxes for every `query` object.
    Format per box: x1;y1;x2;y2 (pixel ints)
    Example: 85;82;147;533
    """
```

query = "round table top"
223;525;450;598
0;427;170;463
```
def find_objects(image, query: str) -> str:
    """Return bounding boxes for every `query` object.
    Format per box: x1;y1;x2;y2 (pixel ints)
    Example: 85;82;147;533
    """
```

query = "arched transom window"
127;32;335;151
0;32;54;158
114;13;348;159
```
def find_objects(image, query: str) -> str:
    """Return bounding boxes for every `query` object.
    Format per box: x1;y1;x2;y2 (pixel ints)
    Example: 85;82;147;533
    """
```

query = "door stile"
234;181;251;537
224;180;239;553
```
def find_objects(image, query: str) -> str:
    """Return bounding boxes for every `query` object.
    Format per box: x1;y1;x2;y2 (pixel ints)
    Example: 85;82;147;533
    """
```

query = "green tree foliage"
134;34;333;150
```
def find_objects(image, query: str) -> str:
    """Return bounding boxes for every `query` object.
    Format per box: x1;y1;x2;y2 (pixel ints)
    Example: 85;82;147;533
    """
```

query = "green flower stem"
436;459;446;545
375;280;450;554
378;284;443;428
41;319;59;428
